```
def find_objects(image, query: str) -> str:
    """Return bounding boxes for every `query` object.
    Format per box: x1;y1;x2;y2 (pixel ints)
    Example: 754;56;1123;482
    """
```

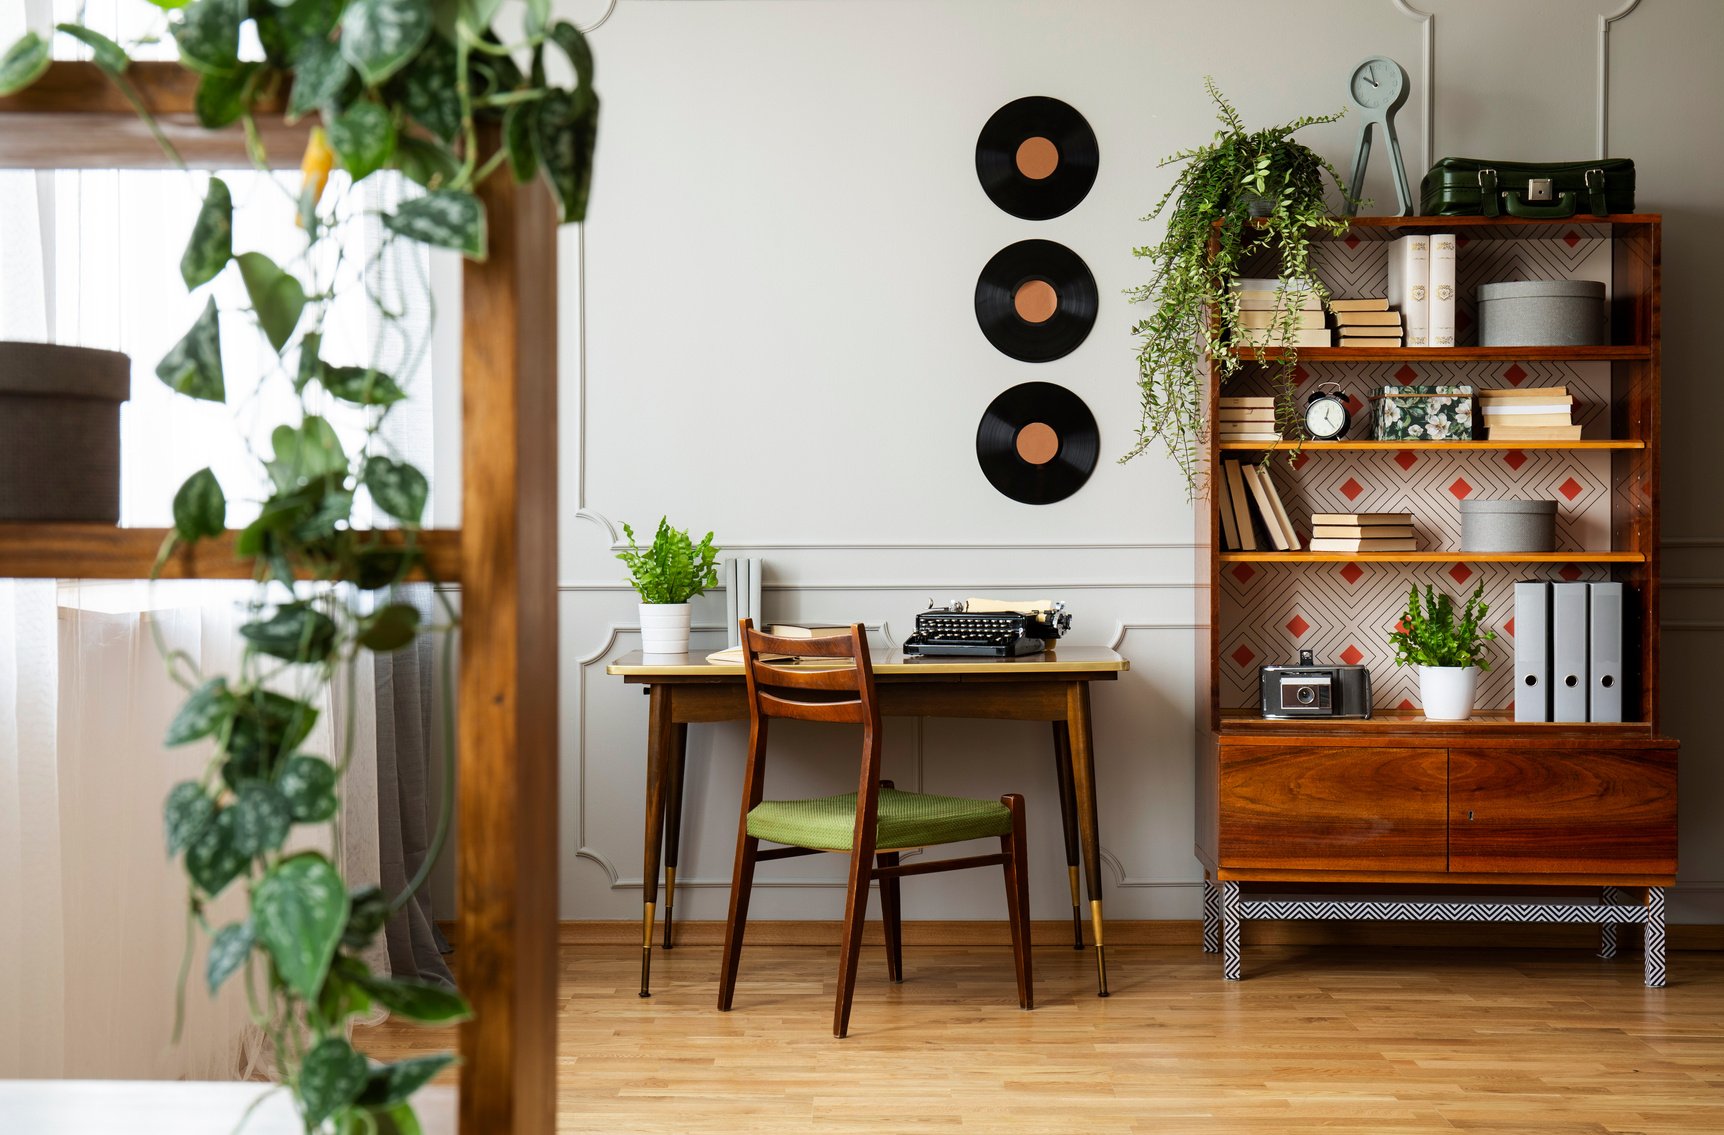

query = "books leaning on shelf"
1306;512;1416;553
1479;386;1581;440
1219;458;1302;552
1216;396;1280;444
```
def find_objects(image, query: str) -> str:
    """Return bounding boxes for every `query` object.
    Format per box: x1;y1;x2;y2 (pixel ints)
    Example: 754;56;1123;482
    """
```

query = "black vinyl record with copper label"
976;96;1099;220
974;239;1098;363
976;381;1099;505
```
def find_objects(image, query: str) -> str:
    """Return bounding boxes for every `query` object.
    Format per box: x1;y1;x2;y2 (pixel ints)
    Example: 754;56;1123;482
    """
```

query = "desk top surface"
607;645;1129;677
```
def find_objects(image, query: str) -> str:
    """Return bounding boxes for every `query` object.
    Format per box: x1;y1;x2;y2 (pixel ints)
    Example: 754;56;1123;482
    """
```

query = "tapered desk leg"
1051;723;1084;950
662;723;688;951
639;685;674;997
1065;681;1108;997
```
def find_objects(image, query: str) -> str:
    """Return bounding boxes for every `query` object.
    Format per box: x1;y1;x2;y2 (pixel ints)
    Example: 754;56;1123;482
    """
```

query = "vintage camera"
1259;650;1372;718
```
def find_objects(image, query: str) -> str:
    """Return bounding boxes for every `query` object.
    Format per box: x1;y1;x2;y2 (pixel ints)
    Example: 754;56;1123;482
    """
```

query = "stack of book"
1217;396;1280;445
1330;297;1404;347
1308;511;1416;553
1478;386;1580;440
1217;458;1301;552
1231;278;1332;348
1385;233;1457;348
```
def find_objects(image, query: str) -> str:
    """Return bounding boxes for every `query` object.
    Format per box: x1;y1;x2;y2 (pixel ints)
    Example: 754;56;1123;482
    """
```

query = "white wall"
556;0;1724;923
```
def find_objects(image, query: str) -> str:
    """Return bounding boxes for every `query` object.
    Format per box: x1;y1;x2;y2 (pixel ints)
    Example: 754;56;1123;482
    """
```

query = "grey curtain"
374;586;456;987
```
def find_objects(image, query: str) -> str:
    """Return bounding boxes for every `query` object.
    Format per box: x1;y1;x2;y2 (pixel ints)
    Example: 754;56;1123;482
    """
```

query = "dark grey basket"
0;341;131;522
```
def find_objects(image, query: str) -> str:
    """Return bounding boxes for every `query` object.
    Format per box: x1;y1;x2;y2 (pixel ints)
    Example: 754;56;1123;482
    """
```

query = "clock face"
1305;395;1349;439
1350;57;1405;111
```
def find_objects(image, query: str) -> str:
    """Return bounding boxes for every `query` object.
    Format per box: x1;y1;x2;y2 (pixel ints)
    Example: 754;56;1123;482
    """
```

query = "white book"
1480;402;1575;416
1429;232;1457;348
1386;234;1430;348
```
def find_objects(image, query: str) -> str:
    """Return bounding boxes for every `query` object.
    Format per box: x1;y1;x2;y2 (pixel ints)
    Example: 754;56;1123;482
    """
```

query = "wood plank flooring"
358;942;1724;1134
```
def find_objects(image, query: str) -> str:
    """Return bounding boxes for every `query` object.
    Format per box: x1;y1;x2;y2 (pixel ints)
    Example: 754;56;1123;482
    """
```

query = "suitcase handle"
1478;167;1609;218
1503;190;1579;218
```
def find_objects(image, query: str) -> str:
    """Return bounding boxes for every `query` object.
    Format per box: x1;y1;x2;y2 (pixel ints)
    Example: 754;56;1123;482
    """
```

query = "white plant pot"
639;602;692;655
1419;665;1480;721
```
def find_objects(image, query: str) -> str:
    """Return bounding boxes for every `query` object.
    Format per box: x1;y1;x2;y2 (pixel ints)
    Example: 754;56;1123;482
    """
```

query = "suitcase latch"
1526;178;1554;202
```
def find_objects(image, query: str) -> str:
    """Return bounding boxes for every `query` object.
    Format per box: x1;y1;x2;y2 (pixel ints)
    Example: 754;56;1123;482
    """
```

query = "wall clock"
1345;55;1412;217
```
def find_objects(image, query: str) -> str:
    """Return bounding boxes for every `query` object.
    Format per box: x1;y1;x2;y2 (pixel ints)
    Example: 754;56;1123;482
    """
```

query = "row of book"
1232;279;1329;348
1216;395;1280;445
1217;458;1300;551
1308;511;1415;553
1387;232;1457;348
1479;385;1580;441
1331;296;1404;347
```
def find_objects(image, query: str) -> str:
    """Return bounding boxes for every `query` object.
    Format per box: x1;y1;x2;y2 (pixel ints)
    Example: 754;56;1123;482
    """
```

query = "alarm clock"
1305;384;1351;440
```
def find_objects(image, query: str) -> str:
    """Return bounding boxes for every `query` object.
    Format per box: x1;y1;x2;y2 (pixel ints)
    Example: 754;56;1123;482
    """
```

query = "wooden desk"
606;647;1129;998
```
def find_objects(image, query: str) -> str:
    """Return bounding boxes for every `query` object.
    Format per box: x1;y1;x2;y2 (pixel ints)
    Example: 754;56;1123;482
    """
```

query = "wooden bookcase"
0;66;558;1133
1193;215;1679;984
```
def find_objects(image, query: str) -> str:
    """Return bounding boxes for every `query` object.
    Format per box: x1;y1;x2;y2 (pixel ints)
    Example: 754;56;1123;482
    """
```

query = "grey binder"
1589;581;1625;723
1551;582;1590;722
1513;581;1551;722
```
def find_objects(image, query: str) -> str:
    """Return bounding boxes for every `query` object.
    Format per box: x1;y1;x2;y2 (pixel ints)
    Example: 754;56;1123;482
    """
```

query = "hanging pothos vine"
2;2;597;1131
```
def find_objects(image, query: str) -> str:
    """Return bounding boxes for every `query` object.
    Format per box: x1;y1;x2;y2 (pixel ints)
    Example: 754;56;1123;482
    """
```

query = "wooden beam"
0;524;460;582
456;131;560;1135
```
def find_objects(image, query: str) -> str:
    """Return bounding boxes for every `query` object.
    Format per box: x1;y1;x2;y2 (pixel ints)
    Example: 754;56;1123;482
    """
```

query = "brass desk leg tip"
1095;944;1110;998
639;947;653;998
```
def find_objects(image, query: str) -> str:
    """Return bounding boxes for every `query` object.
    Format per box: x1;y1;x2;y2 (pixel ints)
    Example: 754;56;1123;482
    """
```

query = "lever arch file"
1513;581;1552;722
1551;582;1590;722
1589;581;1625;723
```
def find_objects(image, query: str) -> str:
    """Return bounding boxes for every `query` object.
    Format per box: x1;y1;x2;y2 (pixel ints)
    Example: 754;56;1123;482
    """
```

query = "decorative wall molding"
1597;0;1643;156
1392;1;1434;173
559;579;1198;593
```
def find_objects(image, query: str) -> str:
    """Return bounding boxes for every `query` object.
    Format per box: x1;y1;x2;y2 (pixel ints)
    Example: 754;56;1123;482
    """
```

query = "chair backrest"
738;619;879;729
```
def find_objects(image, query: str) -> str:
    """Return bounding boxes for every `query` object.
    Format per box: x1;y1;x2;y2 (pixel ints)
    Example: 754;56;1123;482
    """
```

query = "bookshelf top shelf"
1218;551;1644;564
1219;440;1645;452
1227;345;1650;362
1234;214;1660;242
1218;709;1662;738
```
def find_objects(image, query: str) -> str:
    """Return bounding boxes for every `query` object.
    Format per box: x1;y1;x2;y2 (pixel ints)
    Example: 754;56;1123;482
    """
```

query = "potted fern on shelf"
1125;77;1354;489
1389;582;1498;721
618;517;721;654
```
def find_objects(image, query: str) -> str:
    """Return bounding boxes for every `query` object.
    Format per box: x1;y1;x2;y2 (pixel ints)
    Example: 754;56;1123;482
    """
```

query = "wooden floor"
359;942;1724;1134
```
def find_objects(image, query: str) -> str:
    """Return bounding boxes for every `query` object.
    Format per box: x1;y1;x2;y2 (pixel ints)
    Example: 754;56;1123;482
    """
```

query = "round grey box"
1477;279;1606;347
1460;498;1557;553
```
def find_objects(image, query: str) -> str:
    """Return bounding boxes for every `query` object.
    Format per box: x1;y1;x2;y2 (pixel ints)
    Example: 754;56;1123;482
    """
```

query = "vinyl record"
976;96;1099;220
975;381;1099;505
974;239;1098;363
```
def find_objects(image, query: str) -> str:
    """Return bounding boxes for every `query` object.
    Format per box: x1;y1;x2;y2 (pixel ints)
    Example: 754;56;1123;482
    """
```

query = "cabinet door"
1448;747;1677;875
1219;745;1447;872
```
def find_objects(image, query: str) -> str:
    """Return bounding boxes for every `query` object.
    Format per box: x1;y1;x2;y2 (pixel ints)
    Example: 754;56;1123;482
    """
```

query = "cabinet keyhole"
1467;810;1475;821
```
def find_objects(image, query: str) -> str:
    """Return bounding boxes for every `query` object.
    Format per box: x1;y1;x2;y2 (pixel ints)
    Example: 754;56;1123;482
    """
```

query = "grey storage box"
1460;498;1557;553
1477;279;1606;346
0;341;131;522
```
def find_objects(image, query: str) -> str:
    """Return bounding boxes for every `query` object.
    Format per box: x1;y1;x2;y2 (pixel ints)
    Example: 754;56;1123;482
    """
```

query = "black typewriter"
902;600;1072;658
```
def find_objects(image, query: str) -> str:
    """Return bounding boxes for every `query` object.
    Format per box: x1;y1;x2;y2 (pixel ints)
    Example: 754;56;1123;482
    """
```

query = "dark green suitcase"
1420;157;1635;218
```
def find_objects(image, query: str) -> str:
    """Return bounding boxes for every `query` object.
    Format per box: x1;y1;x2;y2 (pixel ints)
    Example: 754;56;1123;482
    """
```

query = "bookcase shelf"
1217;550;1642;564
1219;440;1644;452
1228;345;1651;362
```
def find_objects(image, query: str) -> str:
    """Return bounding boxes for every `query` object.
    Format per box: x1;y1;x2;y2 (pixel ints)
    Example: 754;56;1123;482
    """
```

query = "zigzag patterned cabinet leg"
1202;878;1220;955
1221;881;1243;981
1645;887;1667;988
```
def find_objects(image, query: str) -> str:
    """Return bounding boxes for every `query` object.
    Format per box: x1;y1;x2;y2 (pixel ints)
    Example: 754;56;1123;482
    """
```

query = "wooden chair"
717;619;1033;1038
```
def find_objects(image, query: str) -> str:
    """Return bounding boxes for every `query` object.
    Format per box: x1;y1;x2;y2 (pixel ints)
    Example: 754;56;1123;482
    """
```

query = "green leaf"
146;0;192;8
225;689;318;787
547;20;594;92
172;468;227;541
376;1102;424;1135
180;176;234;290
341;884;391;950
290;486;353;543
287;34;352;121
503;100;539;183
384;189;485;259
206;920;254;993
241;602;338;663
299;1037;369;1127
193;61;257;128
164;780;217;856
458;0;504;33
392;34;460;143
340;0;433;88
0;32;51;98
525;0;550;38
235;251;307;354
252;853;348;1001
266;416;347;492
186;807;249;896
57;24;129;75
230;780;293;855
363;456;428;525
320;365;407;406
165;677;235;746
359;1054;454;1110
172;0;244;76
276;754;338;822
354;972;472;1025
392;136;460;191
156;297;226;402
358;603;420;653
255;0;341;66
352;547;420;591
535;86;599;224
328;100;397;183
295;332;322;392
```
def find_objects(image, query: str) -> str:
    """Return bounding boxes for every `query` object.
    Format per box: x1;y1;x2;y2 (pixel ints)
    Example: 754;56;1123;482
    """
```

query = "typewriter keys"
974;239;1098;362
976;381;1099;505
975;96;1100;220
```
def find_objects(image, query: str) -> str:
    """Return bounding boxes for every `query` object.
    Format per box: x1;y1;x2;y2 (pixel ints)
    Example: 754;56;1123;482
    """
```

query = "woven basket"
0;341;131;522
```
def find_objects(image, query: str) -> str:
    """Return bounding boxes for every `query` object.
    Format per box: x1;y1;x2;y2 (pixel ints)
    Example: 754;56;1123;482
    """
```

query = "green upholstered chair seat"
747;787;1011;852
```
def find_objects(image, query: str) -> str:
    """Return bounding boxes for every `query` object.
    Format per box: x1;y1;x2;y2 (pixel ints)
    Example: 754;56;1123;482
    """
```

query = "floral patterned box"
1372;385;1475;441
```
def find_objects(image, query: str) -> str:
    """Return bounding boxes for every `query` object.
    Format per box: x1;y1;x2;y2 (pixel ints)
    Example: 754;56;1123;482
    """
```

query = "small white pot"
639;602;692;655
1419;665;1480;721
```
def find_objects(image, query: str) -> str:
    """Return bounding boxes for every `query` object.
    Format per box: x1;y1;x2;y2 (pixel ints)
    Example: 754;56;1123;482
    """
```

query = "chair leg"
833;843;875;1038
717;833;760;1012
877;851;904;984
1000;794;1033;1011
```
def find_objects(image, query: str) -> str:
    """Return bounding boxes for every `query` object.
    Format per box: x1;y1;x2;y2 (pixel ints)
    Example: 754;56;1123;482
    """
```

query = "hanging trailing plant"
3;2;598;1130
1124;78;1353;491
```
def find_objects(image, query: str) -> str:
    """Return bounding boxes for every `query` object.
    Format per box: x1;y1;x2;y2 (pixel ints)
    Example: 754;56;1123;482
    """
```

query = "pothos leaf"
193;60;258;129
235;251;308;353
171;0;244;76
353;971;472;1024
383;189;485;259
172;467;227;541
319;364;407;406
186;807;249;896
504;100;539;183
328;100;397;183
56;24;130;75
363;456;428;525
357;603;420;653
376;1103;425;1135
341;884;390;950
392;136;460;191
547;20;594;92
230;780;293;855
180;176;233;289
0;32;51;98
164;676;235;745
252;852;349;1001
205;920;254;994
164;780;216;856
266;416;347;491
298;1036;369;1127
391;33;460;143
359;1054;454;1109
276;754;338;822
340;0;434;88
535;86;599;224
156;297;226;402
287;34;352;122
240;602;338;663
